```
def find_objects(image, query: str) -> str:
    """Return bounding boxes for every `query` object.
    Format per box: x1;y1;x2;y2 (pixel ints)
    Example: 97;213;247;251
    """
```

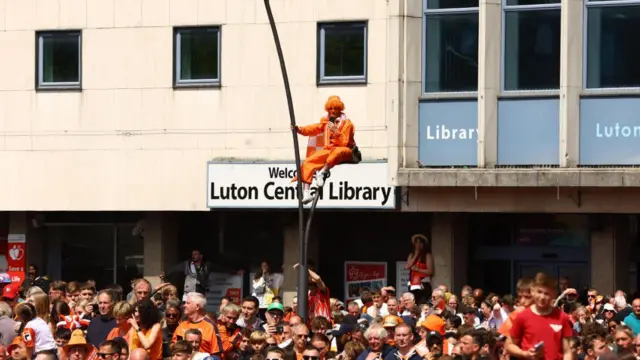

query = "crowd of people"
3;242;640;360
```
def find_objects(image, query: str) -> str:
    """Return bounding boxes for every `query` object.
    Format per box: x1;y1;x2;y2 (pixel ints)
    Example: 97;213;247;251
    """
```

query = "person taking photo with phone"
506;273;573;360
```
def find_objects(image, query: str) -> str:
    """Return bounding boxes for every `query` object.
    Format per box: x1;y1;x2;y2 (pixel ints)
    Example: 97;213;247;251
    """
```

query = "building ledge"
396;168;640;187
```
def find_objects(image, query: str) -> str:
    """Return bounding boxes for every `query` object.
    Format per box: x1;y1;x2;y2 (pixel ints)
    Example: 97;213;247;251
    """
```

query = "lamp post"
263;0;308;321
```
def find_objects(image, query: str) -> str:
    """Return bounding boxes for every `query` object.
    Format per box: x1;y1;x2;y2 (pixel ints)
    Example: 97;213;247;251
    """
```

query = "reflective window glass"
586;5;640;88
504;9;561;90
424;13;479;92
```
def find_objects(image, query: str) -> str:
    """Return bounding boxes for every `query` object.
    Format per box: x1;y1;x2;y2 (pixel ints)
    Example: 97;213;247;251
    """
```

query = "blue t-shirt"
623;313;640;335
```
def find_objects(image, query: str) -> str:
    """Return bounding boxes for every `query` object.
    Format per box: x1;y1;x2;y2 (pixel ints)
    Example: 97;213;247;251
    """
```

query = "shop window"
424;0;479;93
585;1;640;89
55;224;143;289
514;214;589;247
503;0;561;90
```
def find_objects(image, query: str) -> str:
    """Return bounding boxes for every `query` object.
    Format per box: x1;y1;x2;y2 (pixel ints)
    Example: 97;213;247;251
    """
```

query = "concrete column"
477;0;501;168
591;217;614;293
451;214;469;292
388;0;423;182
559;0;583;167
281;224;318;307
431;213;454;288
143;212;178;287
431;213;469;291
590;216;631;293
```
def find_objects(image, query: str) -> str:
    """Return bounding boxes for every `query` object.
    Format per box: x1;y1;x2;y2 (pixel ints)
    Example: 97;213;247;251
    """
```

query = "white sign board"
396;261;410;295
207;162;396;209
205;272;244;313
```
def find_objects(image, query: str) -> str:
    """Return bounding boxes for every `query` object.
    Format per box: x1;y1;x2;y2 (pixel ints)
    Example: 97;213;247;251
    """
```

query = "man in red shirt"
506;273;573;360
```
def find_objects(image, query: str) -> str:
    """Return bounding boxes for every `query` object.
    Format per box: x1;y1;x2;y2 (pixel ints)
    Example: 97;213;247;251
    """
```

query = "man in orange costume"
291;95;355;205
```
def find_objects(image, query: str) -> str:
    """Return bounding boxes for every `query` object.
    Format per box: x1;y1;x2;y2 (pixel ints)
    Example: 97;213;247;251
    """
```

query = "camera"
275;325;284;334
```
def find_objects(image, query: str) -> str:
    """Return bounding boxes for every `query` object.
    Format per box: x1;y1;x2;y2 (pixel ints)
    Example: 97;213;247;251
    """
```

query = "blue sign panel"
418;101;478;166
580;98;640;165
497;99;559;165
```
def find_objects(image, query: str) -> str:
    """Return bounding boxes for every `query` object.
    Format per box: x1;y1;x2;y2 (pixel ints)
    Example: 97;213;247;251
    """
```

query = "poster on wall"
344;262;387;303
7;234;25;284
396;261;410;295
206;272;244;313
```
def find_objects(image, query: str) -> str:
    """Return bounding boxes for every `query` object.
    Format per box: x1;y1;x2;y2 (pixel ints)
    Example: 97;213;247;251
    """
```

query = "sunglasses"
97;352;117;358
303;357;319;360
266;358;283;360
166;313;179;318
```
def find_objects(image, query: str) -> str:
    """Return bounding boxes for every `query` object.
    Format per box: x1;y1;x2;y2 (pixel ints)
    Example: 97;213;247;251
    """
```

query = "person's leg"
316;147;353;186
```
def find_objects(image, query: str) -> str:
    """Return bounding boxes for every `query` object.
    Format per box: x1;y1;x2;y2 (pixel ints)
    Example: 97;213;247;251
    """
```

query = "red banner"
7;234;25;284
344;262;388;302
346;263;386;282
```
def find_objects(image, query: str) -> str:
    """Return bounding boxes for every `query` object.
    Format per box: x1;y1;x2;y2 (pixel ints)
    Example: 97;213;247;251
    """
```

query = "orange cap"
421;314;445;335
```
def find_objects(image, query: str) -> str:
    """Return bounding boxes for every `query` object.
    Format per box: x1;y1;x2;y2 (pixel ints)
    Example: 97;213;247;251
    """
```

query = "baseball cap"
427;331;443;342
267;302;284;313
333;316;357;336
3;283;19;300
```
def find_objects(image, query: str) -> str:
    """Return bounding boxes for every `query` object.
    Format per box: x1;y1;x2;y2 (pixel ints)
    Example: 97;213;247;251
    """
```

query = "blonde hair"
113;301;134;318
26;286;45;298
221;304;240;315
30;292;50;323
250;331;268;343
162;285;178;299
76;300;89;313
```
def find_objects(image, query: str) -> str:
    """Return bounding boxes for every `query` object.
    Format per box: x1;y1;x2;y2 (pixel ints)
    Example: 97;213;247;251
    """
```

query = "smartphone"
275;325;284;334
534;342;544;353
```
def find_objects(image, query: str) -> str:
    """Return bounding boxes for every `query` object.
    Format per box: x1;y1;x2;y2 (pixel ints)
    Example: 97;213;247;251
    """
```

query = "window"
317;22;367;84
174;27;221;87
36;31;82;90
503;0;561;91
424;0;479;93
586;1;640;89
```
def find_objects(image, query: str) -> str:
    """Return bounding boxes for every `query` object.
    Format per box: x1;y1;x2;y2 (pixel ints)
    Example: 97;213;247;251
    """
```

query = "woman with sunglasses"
162;300;183;359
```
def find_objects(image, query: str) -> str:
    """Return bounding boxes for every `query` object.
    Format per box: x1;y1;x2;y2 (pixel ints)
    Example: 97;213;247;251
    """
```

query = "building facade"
0;0;639;298
390;0;640;295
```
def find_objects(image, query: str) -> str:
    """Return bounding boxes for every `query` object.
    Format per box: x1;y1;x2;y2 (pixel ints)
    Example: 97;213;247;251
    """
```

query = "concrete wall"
405;187;640;213
0;0;396;211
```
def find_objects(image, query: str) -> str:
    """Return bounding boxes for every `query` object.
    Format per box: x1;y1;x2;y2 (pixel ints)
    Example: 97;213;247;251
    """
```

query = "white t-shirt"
22;318;56;353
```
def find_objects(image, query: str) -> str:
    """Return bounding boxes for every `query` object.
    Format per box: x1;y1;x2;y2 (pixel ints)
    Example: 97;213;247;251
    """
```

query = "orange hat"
421;314;445;335
382;315;403;328
64;329;93;353
7;337;21;353
324;96;345;112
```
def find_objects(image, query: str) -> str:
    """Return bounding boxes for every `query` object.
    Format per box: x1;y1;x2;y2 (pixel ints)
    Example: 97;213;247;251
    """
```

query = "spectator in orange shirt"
172;293;222;356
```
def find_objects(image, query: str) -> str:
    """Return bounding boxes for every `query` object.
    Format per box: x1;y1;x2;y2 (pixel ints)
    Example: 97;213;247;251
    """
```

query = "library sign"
206;162;397;209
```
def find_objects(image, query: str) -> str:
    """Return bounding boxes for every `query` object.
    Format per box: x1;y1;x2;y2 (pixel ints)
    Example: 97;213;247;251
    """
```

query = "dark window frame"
422;0;480;93
35;30;82;91
584;0;640;89
173;26;222;89
316;21;368;86
502;0;561;91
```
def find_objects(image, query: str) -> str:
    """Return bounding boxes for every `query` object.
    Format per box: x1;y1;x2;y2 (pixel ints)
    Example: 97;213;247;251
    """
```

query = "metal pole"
263;0;308;321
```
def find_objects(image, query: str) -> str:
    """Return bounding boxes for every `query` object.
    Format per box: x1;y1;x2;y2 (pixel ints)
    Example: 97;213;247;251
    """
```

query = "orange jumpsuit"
296;116;355;184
